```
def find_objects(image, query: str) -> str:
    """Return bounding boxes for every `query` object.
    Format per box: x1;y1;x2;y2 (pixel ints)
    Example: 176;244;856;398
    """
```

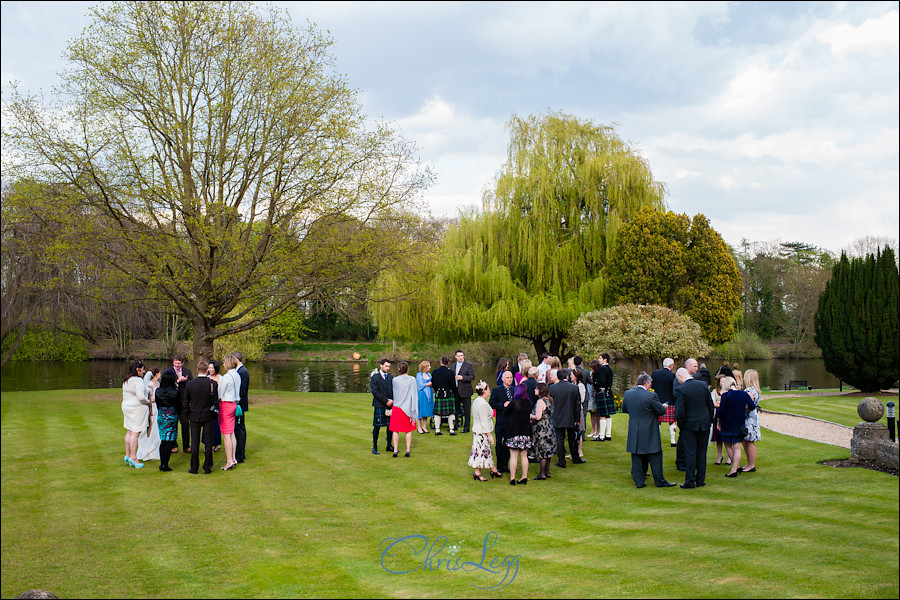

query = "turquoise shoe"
132;459;144;469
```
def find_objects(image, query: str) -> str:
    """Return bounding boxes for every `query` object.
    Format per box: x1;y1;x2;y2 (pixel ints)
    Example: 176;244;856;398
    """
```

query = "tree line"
2;1;897;394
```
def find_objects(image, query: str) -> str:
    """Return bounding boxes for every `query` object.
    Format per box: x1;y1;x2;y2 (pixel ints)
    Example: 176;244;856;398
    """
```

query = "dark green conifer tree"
814;248;899;392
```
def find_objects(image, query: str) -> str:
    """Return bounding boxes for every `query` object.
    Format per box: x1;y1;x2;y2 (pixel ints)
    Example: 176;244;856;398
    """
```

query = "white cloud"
817;10;899;56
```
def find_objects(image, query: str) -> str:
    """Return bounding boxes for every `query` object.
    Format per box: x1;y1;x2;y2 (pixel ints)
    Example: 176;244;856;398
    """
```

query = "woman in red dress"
390;362;418;457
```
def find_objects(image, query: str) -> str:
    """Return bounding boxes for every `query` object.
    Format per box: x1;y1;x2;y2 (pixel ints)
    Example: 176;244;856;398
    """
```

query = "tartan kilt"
594;389;617;417
373;406;391;428
659;403;676;423
433;389;455;416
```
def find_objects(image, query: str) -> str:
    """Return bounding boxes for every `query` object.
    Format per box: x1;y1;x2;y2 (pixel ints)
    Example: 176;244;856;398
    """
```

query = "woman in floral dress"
468;381;501;481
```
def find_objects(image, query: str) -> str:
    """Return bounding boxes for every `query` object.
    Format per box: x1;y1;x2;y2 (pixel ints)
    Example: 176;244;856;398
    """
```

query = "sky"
2;1;898;255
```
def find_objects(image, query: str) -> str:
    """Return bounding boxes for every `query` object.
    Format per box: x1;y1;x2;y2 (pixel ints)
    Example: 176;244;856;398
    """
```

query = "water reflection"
1;358;841;395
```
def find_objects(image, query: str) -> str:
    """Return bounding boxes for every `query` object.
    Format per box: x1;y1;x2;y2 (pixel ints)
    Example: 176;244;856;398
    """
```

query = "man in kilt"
592;353;616;441
431;355;457;434
370;358;395;455
652;357;678;447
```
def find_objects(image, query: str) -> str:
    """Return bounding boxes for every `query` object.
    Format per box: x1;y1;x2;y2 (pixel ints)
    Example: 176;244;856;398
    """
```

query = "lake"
1;358;842;397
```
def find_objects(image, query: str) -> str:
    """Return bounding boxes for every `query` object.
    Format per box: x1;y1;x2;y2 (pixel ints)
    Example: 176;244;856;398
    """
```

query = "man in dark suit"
370;358;394;455
549;369;585;468
163;355;193;454
488;370;515;473
652;357;677;447
673;357;703;471
452;349;475;433
623;372;676;488
233;351;249;463
674;367;716;489
185;360;218;474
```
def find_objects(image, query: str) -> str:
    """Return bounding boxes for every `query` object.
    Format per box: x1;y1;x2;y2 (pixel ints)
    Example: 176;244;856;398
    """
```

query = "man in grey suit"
549;369;585;468
674;367;716;489
623;372;676;488
453;349;475;433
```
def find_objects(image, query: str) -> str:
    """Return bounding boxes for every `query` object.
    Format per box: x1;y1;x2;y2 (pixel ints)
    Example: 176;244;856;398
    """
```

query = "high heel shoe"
404;451;410;457
128;458;144;469
509;479;516;486
473;473;487;482
517;478;528;485
725;470;740;478
392;452;399;458
489;471;502;478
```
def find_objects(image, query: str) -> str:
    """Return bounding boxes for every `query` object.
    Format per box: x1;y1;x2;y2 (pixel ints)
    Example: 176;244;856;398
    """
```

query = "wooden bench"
784;380;808;391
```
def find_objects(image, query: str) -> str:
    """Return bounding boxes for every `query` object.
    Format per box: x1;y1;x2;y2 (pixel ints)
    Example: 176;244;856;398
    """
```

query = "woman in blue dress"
717;376;757;479
416;360;434;434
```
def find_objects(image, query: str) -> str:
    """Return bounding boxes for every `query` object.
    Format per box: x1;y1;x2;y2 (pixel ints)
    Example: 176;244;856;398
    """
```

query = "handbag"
739;426;749;438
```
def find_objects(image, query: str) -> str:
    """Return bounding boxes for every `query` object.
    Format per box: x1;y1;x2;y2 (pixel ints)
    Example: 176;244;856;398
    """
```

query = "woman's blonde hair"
223;354;238;371
743;369;761;392
419;360;431;372
520;359;533;372
719;376;737;391
549;356;562;369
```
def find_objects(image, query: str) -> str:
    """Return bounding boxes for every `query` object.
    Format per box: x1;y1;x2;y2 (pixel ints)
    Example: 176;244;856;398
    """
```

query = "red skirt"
218;401;237;435
389;406;417;433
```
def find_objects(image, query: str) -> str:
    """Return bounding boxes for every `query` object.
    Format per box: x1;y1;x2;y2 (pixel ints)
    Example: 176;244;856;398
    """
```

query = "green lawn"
2;390;898;598
761;394;895;427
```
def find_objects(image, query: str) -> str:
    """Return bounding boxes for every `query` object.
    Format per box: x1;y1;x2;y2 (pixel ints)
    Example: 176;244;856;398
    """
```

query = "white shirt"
219;369;240;403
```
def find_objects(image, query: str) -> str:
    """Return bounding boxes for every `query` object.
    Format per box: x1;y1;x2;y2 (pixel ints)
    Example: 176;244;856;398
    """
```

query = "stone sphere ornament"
857;397;885;422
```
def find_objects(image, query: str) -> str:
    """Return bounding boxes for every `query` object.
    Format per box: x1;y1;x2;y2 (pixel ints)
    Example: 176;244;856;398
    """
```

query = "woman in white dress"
136;367;162;462
121;360;149;469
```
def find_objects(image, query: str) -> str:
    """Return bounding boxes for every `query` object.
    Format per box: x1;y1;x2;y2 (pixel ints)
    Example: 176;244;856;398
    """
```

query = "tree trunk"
192;321;215;363
0;318;31;367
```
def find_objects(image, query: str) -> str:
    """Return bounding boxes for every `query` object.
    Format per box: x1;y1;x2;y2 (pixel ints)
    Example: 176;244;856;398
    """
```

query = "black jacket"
154;385;179;411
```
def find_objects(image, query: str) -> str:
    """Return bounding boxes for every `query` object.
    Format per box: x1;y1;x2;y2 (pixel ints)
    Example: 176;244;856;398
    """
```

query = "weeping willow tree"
371;112;666;359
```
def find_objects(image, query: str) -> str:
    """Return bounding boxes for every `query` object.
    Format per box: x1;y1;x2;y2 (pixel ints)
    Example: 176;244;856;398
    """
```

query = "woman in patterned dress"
528;383;557;480
740;369;762;473
505;383;534;485
153;371;180;471
469;381;501;481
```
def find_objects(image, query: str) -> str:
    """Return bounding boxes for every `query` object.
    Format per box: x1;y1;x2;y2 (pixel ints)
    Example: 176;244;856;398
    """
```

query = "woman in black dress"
505;382;534;485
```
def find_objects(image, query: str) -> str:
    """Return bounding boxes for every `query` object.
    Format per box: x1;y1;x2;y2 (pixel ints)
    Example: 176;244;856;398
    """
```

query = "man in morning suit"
163;355;193;454
651;357;678;447
549;369;585;468
673;357;703;471
370;358;394;455
185;360;218;474
674;367;716;489
453;350;476;433
233;351;249;463
623;372;677;488
488;371;515;473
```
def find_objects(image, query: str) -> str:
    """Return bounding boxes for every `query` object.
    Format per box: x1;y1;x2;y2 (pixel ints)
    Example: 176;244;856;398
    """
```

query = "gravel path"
758;404;853;449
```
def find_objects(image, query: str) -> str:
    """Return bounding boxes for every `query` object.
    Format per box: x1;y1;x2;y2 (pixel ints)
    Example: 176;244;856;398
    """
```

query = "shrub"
712;330;773;360
2;327;88;361
568;304;712;359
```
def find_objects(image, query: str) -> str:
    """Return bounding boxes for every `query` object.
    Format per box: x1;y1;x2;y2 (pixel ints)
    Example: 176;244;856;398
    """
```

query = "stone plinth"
850;422;890;462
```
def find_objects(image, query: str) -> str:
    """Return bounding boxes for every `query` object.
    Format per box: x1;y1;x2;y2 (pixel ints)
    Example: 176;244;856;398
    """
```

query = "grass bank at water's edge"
1;389;898;598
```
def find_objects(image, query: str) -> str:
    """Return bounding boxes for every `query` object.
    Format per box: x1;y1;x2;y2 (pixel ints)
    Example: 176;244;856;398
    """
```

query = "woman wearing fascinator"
468;380;502;481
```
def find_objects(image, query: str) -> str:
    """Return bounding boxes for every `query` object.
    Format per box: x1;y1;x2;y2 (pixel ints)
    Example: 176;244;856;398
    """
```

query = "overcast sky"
2;1;898;254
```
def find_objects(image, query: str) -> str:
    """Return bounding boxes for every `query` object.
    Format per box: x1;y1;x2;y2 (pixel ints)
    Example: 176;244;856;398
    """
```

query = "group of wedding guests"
120;352;250;474
642;357;763;489
370;350;764;490
370;350;618;485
